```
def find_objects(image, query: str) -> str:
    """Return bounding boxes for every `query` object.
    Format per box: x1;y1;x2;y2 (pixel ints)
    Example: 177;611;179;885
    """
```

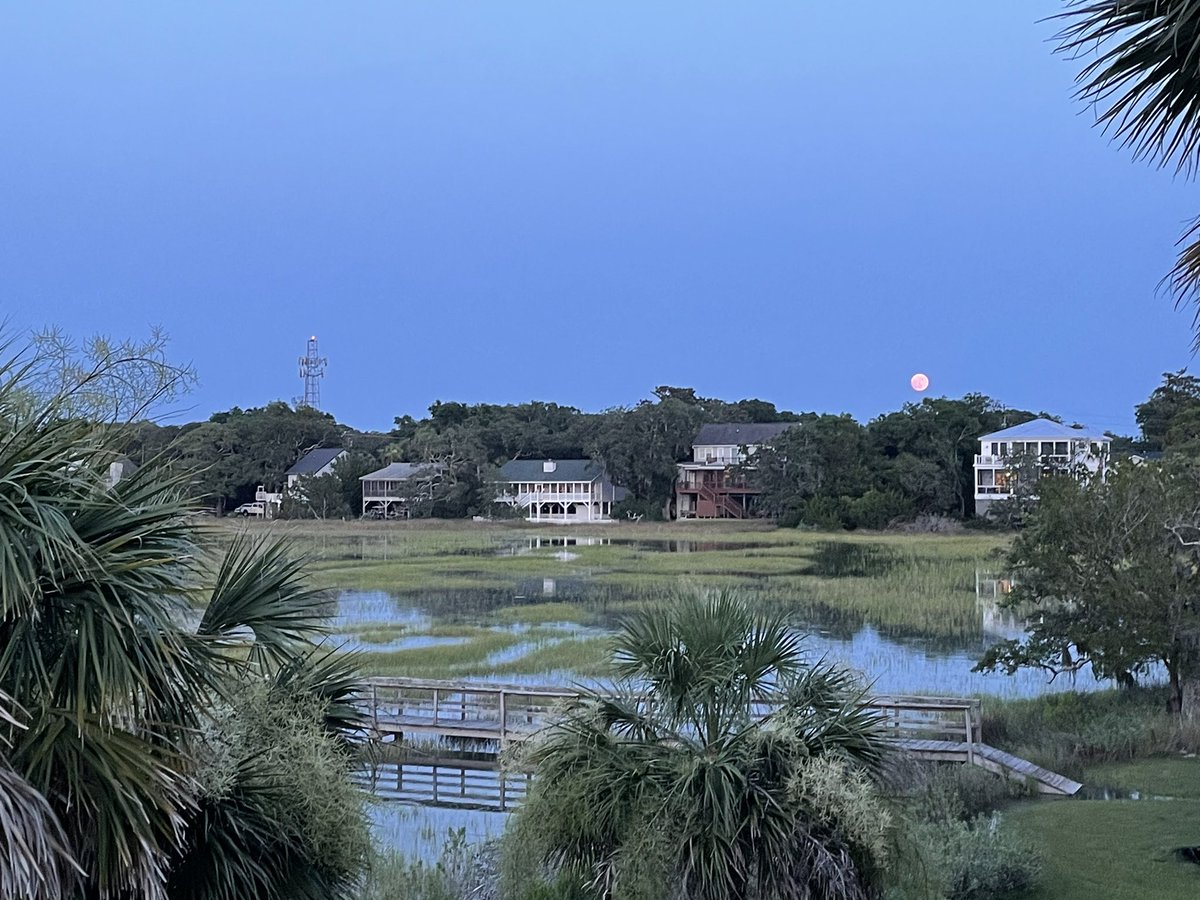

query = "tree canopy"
976;458;1200;719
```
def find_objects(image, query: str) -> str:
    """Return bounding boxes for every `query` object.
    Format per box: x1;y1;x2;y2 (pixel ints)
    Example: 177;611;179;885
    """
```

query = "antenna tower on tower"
298;335;327;409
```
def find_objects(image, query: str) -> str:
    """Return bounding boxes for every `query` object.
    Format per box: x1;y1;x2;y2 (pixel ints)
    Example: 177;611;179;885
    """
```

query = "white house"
675;423;794;519
284;448;346;490
974;419;1110;516
359;462;442;518
497;459;628;523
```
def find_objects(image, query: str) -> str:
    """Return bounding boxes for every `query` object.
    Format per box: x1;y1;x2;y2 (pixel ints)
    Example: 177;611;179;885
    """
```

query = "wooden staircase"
696;484;747;519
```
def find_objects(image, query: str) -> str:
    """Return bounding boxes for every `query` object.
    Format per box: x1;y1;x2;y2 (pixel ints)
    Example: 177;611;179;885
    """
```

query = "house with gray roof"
676;422;796;519
359;462;443;518
973;418;1110;516
285;447;347;490
497;459;628;523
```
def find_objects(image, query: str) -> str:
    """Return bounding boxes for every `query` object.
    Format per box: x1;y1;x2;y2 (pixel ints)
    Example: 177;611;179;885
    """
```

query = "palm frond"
199;536;331;666
13;710;193;900
1058;0;1200;173
0;761;80;900
1056;1;1200;348
268;646;368;745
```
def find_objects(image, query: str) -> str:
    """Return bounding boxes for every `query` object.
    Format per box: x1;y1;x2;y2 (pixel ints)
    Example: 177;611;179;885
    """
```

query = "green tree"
976;459;1200;719
869;395;1038;518
1135;370;1200;451
176;402;343;511
1055;1;1200;348
505;592;893;900
588;395;704;513
746;414;870;524
0;353;368;897
331;450;383;514
281;472;352;519
24;325;198;421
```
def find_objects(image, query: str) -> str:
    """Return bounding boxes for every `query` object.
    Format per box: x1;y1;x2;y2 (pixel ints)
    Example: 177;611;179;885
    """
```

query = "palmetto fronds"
513;592;892;900
0;352;369;898
1057;0;1200;345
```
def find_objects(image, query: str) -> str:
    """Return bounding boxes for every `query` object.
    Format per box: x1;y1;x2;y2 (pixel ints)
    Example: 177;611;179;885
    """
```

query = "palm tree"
507;591;893;900
1055;1;1200;346
0;351;368;899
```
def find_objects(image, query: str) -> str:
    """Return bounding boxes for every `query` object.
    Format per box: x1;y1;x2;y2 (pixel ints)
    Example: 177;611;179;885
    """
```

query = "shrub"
910;816;1040;900
359;829;486;900
905;764;1033;825
981;688;1200;774
846;490;914;530
172;681;371;898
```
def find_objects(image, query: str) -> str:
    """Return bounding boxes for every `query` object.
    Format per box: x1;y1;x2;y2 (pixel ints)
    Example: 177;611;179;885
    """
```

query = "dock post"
371;682;379;736
433;688;440;726
500;690;508;745
964;705;974;766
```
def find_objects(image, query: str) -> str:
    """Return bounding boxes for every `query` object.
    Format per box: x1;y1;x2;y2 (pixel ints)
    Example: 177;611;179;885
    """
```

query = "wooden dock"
360;676;1082;797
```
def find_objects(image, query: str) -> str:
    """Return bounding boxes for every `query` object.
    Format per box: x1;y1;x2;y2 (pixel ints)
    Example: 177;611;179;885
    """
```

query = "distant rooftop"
499;459;609;483
693;423;796;446
980;418;1109;442
360;462;440;481
285;448;345;476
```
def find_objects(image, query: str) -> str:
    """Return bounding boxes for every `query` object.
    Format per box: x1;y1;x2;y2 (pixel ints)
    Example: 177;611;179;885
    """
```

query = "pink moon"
910;373;930;392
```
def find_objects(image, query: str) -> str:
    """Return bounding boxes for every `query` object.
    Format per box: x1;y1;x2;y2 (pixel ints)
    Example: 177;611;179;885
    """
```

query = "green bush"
359;829;483;900
910;816;1040;900
846;489;913;530
906;764;1032;825
517;874;594;900
981;688;1200;775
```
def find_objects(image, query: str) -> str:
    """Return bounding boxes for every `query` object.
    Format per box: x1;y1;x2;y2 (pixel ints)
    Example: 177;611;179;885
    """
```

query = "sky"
1;2;1197;435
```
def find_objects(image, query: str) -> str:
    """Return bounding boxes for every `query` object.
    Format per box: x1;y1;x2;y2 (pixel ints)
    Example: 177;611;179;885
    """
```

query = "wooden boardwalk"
360;676;1082;797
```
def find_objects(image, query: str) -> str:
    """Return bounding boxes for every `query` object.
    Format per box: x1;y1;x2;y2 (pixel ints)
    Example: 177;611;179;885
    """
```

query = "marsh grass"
981;688;1200;778
210;520;1009;681
491;602;591;626
364;632;525;678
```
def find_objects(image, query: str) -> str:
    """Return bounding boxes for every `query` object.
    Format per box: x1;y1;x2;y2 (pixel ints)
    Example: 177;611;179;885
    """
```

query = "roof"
285;448;345;476
499;459;608;483
360;462;441;481
979;418;1109;443
692;423;796;446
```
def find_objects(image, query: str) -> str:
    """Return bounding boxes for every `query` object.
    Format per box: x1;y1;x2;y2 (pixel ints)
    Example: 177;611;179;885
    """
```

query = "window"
978;470;995;487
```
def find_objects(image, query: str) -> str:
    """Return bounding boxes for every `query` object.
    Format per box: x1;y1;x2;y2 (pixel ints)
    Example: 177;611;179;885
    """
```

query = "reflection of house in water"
526;536;611;550
975;571;1026;639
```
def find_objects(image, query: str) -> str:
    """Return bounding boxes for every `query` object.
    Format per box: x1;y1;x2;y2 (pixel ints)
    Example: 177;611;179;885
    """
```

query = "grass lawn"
1086;758;1200;799
1005;759;1200;899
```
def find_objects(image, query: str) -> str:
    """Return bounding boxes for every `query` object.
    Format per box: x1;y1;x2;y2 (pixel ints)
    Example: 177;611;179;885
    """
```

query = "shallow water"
333;588;1103;698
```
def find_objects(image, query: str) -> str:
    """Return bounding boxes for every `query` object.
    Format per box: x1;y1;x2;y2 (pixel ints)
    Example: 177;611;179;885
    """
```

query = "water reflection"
975;571;1026;639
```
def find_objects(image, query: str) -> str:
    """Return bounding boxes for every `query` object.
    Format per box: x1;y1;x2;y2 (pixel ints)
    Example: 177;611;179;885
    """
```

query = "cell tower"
298;335;327;409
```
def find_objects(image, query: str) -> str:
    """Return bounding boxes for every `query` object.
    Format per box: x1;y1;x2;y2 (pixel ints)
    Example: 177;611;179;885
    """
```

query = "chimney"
543;460;557;473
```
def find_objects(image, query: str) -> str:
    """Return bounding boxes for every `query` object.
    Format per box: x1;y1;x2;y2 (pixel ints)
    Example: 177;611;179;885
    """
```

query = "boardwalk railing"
356;754;529;812
362;677;981;749
359;677;1078;796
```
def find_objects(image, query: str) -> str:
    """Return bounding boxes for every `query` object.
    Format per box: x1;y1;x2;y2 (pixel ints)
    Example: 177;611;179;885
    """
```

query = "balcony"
509;491;595;505
975;487;1013;497
975;454;1070;468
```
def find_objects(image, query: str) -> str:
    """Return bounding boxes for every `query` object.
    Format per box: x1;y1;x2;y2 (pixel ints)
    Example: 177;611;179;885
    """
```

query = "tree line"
116;372;1200;525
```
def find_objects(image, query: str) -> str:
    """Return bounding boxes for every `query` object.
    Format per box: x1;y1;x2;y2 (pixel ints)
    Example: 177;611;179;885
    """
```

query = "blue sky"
1;2;1195;434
